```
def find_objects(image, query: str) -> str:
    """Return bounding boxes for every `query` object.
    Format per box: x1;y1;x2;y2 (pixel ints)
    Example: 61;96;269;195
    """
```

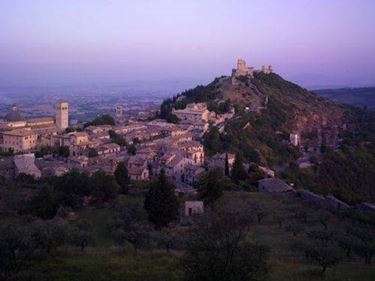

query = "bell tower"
56;100;69;130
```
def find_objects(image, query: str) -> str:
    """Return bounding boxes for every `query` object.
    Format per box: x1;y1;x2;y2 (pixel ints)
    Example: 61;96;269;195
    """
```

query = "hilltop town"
0;60;285;188
0;58;374;281
0;59;368;204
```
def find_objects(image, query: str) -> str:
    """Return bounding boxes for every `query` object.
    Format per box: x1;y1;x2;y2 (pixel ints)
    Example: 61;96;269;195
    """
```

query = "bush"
84;114;115;127
182;208;269;281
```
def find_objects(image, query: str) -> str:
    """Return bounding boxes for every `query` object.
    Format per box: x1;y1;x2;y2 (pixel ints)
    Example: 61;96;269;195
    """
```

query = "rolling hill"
314;87;375;110
161;72;347;166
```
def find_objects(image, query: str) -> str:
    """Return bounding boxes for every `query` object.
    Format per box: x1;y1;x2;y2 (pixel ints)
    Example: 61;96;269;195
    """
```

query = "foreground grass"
222;192;375;281
76;207;115;246
270;261;375;281
30;247;374;281
10;192;375;281
34;249;181;281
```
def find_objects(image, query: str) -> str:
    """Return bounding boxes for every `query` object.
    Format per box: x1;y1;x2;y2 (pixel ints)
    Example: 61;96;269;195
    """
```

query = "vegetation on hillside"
1;73;374;281
282;109;375;203
34;145;70;158
159;80;223;121
161;73;334;166
84;114;115;127
109;130;127;146
114;161;130;194
1;180;375;281
203;109;301;165
144;170;179;229
182;206;269;281
160;72;375;203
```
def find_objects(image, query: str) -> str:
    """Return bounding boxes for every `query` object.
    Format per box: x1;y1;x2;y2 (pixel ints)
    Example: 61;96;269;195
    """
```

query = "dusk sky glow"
1;0;375;89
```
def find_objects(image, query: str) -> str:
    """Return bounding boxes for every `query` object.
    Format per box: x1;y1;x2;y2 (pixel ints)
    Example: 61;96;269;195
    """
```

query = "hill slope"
161;72;347;166
161;73;375;203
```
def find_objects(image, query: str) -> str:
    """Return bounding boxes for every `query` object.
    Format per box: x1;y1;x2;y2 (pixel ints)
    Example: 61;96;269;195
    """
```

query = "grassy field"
8;192;375;281
37;251;182;281
76;208;115;246
225;192;375;281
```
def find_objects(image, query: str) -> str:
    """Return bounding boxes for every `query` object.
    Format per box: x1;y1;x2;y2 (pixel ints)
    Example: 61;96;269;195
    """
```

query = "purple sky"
0;0;374;89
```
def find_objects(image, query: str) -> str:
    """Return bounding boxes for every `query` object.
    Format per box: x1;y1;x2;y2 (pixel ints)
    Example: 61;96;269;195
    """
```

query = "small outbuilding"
184;201;204;216
14;153;41;178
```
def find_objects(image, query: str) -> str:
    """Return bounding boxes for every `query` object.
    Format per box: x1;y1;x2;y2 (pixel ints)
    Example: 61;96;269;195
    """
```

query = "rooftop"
3;128;36;137
258;177;294;193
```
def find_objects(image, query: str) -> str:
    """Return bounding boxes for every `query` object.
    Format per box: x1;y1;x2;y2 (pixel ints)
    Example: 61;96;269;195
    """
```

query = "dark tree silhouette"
182;209;269;281
114;161;130;194
231;152;247;184
144;170;179;229
197;169;233;206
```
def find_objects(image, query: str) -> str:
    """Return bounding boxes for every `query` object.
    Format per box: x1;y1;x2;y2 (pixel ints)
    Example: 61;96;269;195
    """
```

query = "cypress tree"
144;170;179;229
114;161;130;194
231;152;247;184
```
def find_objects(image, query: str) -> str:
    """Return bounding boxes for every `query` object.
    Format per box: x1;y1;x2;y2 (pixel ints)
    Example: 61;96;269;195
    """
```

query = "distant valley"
314;87;375;110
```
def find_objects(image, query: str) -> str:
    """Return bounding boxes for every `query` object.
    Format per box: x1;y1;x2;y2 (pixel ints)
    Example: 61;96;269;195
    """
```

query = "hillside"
161;72;347;166
314;87;375;110
161;71;375;203
2;192;374;281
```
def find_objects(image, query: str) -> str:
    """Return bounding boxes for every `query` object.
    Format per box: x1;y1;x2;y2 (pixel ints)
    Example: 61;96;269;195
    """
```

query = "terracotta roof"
128;165;147;176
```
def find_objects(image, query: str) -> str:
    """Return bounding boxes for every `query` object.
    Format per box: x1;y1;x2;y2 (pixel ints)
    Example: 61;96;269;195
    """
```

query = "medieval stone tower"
56;100;69;130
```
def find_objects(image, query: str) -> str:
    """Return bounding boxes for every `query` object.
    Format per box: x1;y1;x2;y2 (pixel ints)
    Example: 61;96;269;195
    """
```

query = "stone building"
178;140;205;165
261;65;273;74
184;164;205;185
164;154;193;182
208;153;235;173
127;155;150;181
97;143;121;156
184;201;204;216
1;128;38;153
14;153;41;178
232;58;255;79
0;102;69;153
290;133;300;146
231;58;273;84
56;100;69;130
172;103;210;124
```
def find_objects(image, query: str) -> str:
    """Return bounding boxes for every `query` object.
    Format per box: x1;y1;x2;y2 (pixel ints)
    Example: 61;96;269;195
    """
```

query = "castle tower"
237;59;247;72
56;100;69;130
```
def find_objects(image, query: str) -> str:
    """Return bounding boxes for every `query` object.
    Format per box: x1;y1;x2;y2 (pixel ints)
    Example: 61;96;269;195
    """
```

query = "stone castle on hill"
232;58;272;84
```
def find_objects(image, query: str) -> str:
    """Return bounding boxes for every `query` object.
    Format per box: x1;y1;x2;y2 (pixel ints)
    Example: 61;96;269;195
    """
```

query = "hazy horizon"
1;0;375;90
